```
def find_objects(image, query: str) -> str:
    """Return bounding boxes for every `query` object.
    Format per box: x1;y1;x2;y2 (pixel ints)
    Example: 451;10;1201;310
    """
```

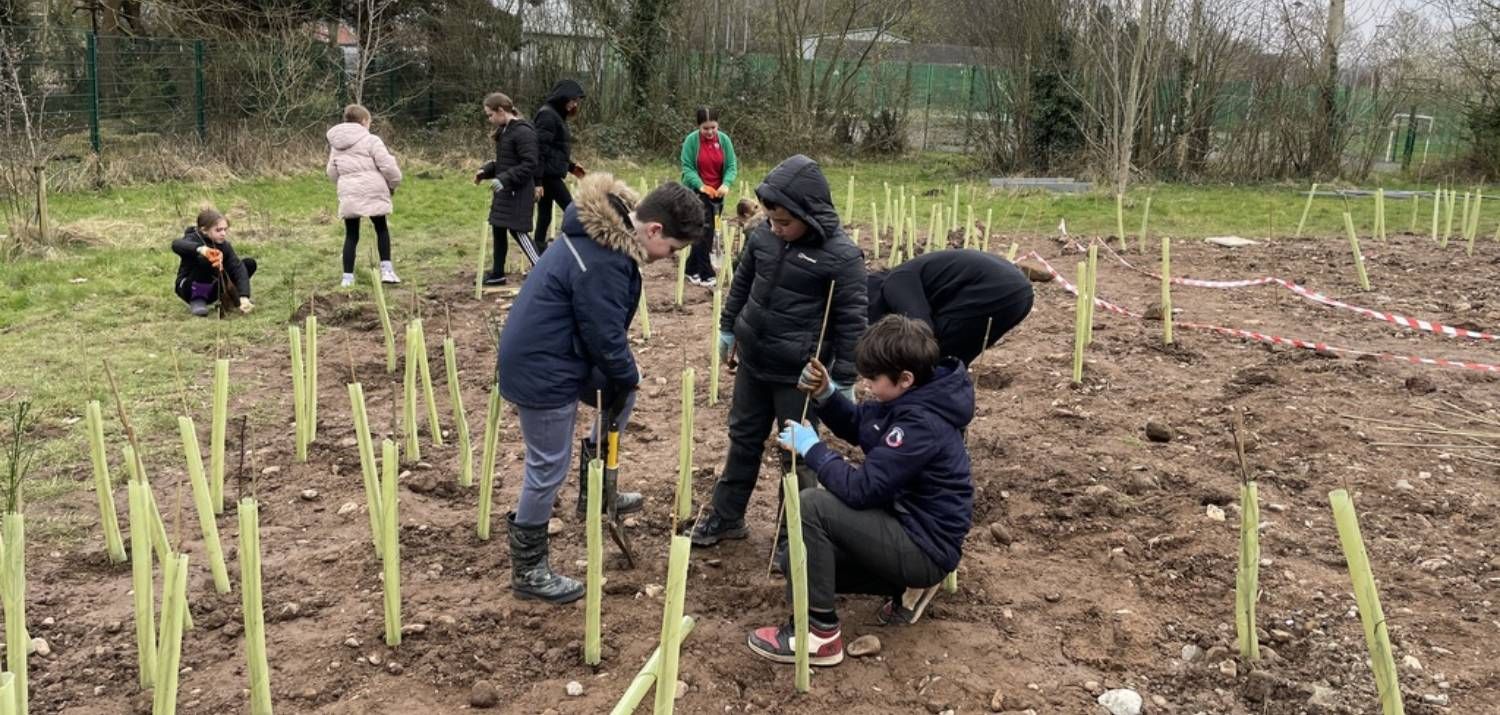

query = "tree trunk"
1117;0;1152;194
1314;0;1345;176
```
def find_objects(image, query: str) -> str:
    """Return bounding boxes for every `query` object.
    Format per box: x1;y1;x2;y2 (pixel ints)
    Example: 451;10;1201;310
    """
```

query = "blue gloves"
718;331;735;362
777;420;821;457
490;178;505;192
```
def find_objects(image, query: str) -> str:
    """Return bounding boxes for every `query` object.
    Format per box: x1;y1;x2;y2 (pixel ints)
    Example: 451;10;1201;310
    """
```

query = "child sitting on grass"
747;315;974;666
171;208;256;317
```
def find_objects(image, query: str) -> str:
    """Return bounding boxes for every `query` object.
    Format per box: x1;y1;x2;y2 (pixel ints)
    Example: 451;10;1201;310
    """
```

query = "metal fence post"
195;40;206;141
86;32;101;154
921;63;933;152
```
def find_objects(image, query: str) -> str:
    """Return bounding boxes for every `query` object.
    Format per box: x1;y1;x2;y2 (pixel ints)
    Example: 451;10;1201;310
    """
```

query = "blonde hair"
343;104;371;124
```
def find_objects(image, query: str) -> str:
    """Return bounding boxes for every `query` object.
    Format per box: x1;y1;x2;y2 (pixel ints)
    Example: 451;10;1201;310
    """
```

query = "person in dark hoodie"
531;79;587;254
747;315;974;666
474;91;540;285
171;207;256;317
867;249;1034;364
691;154;868;549
497;174;708;604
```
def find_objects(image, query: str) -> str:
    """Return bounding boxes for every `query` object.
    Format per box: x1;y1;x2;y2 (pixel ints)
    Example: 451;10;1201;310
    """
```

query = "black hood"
545;79;586;109
754;154;841;244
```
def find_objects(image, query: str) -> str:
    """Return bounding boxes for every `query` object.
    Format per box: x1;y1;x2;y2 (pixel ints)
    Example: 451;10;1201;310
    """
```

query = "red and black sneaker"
746;618;844;667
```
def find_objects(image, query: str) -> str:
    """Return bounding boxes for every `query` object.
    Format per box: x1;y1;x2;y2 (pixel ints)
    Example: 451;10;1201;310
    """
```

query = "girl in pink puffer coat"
327;104;404;286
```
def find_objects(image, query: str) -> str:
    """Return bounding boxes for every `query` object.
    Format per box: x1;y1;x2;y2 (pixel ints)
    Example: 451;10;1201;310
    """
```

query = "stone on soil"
1096;688;1142;715
847;634;882;657
469;680;500;708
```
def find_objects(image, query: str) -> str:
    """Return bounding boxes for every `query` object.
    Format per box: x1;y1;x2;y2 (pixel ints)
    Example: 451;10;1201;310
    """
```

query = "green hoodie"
679;129;738;191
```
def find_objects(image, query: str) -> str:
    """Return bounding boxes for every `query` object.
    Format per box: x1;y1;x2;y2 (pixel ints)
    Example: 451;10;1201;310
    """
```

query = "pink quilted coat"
326;122;403;219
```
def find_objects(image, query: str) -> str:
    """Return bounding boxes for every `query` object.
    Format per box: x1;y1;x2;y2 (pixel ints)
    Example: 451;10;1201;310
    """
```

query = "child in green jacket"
679;106;738;287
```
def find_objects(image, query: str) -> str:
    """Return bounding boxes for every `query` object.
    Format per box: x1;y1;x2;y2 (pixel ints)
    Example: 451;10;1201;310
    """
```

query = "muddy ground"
24;227;1500;714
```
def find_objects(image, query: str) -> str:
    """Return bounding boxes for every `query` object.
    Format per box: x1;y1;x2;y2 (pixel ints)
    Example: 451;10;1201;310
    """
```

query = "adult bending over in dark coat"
867;249;1033;365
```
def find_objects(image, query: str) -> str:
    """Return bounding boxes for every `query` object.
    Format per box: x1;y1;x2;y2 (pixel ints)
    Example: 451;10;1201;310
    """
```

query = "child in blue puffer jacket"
747;315;975;667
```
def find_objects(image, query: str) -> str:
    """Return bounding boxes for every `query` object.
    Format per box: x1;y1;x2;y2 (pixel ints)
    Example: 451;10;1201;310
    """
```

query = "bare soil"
25;229;1500;714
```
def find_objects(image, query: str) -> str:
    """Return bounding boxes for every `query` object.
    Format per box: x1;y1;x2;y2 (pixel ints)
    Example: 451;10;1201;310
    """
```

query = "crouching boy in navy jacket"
747;315;975;666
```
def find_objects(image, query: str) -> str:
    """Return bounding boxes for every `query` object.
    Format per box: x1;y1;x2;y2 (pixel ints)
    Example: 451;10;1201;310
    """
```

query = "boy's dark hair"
736;198;757;219
695;106;718;125
637;182;711;245
855;315;940;386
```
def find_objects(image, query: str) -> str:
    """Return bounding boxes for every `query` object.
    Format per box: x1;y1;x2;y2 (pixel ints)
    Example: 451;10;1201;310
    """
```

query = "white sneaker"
379;261;401;284
340;273;355;288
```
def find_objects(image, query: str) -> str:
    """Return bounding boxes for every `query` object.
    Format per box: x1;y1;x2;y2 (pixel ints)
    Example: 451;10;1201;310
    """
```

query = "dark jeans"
708;368;820;524
936;290;1035;365
492;225;539;273
686;192;722;280
176;259;257;304
534;175;573;253
342;215;391;273
779;489;946;614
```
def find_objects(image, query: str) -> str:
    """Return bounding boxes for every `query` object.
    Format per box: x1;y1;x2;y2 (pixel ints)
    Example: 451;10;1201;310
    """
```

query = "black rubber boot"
575;439;644;518
506;512;584;604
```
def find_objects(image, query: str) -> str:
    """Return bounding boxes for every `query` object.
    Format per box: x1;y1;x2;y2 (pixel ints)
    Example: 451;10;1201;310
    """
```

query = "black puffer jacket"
720;155;867;386
477;118;540;231
533;79;584;179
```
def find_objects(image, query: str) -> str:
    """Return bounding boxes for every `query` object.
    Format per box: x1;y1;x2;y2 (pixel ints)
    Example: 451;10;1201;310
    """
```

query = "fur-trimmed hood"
564;172;646;265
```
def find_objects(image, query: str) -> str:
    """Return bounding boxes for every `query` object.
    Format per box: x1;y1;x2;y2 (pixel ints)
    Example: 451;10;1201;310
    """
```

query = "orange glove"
699;185;716;198
200;247;223;271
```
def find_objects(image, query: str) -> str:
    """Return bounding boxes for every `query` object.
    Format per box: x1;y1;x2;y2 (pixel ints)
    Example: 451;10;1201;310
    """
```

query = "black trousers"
686;193;722;280
708;368;820;524
492;225;539;273
779;489;946;614
534;175;573;253
342;215;391;273
935;289;1035;365
175;259;257;304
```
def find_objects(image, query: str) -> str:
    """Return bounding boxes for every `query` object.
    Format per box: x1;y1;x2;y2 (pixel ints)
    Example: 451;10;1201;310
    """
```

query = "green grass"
1;153;1495;517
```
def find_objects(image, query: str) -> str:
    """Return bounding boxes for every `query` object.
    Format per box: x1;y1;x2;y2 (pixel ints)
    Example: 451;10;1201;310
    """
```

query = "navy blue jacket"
497;174;644;409
803;357;975;572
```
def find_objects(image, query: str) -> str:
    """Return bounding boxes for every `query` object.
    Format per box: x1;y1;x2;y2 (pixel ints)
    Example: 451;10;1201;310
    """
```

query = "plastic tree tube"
178;416;231;593
607;616;696;715
443;337;473;487
584;458;604;666
1295;183;1318;238
371;277;397;372
1344;212;1371;291
653;536;693;712
289;326;308;462
152;553;189;715
349;383;383;557
209;358;229;514
127;481;156;689
2;513;28;714
85;400;126;561
305;315;318;443
1329;489;1405;715
476;386;502;540
781;473;810;692
402;323;421;462
238;497;273;714
413;320;443;447
1161;234;1173;345
381;439;402;646
676;368;695;523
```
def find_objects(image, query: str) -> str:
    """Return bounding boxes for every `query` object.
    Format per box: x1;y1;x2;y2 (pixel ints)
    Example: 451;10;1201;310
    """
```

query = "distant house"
800;28;910;61
311;20;360;74
493;0;608;70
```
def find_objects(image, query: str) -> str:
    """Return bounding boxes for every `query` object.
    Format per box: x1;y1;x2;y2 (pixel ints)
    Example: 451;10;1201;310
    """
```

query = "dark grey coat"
477;118;540;232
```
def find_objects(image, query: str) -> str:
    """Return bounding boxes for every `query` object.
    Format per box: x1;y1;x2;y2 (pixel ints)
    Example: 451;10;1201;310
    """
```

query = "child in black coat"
171;208;256;317
474;91;541;284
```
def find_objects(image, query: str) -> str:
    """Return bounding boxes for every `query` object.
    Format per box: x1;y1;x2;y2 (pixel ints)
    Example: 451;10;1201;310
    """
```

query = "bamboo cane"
152;553;189;715
85;400;126;562
1084;244;1098;345
1295;183;1318;238
1;513;26;714
412;320;443;447
780;473;811;693
1072;262;1088;385
402;323;420;462
983;207;993;252
238;498;273;714
209;359;229;514
1139;195;1153;252
608;616;696;715
1161;235;1174;344
1432;187;1443;244
443;338;472;487
584;458;604;666
1343;212;1372;291
123;444;171;564
637;292;652;341
127;481;156;689
476;385;502;540
675;246;690;306
349;383;383;557
652;536;692;713
676;368;696;524
381;439;402;646
178;416;231;593
709;282;722;406
305;315;318;443
372;277;397;372
1375;188;1385;242
1329;489;1405;715
1115;193;1126;250
474;222;487;300
289;326;308;462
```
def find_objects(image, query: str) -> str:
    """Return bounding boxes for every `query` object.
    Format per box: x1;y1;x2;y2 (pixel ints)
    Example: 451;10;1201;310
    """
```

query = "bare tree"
347;0;403;106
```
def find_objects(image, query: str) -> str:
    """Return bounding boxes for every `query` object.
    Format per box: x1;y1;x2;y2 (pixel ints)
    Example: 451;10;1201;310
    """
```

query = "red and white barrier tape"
1085;240;1500;342
1022;251;1500;374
